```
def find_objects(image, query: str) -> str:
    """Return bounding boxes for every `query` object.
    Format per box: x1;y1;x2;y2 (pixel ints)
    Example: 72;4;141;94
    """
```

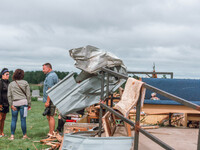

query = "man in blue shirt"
42;63;58;137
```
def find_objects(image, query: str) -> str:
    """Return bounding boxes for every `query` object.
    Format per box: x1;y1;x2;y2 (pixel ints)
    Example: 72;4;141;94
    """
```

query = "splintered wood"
40;132;62;150
64;123;99;134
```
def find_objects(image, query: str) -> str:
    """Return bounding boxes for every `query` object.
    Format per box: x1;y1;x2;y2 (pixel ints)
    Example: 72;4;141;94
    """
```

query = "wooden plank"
102;112;117;137
142;104;200;115
183;113;188;127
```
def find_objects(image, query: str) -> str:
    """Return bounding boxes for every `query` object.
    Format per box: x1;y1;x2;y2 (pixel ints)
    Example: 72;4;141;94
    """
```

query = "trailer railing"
98;67;200;150
128;71;173;79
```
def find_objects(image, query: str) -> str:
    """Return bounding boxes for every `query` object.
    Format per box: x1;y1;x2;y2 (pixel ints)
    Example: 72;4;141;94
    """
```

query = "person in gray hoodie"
7;69;31;140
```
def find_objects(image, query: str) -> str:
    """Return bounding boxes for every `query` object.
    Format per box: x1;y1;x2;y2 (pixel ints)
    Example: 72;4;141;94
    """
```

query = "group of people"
0;63;59;140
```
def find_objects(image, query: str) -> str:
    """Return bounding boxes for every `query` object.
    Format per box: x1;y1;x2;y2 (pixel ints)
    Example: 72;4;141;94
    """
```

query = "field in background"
0;101;58;150
30;84;43;96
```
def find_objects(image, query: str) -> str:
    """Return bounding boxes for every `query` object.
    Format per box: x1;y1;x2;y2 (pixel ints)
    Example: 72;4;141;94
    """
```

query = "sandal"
22;135;30;140
8;136;14;140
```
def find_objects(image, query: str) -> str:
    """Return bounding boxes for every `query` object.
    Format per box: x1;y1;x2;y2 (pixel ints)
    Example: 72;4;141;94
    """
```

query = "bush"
31;97;38;101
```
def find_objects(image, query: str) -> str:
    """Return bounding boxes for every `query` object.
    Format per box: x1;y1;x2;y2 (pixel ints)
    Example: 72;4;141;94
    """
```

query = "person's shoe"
22;135;30;140
8;135;14;140
1;133;7;137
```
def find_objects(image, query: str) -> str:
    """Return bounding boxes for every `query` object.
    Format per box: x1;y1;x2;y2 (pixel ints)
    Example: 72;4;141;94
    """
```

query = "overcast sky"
0;0;200;78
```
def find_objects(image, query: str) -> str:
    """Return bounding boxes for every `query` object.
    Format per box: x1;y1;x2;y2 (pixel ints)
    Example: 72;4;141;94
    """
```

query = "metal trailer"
98;67;200;150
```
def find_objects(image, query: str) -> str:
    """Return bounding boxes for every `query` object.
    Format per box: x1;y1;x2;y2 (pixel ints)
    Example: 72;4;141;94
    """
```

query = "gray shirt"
7;80;31;107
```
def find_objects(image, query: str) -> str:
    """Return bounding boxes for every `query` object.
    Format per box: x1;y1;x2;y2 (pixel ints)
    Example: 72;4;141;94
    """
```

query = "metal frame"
98;67;200;150
128;71;173;79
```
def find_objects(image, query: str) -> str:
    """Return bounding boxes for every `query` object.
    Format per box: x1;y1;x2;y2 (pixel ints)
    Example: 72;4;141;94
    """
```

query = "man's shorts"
47;101;56;116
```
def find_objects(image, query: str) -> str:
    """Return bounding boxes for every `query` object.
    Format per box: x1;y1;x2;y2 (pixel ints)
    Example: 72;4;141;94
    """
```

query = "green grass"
0;101;58;150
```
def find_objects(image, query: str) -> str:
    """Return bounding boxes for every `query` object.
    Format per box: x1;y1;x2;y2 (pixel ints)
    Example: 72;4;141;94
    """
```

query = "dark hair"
12;69;24;80
0;68;9;78
42;63;52;69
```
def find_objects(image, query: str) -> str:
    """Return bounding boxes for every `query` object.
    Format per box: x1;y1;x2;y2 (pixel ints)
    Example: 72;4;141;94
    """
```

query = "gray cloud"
0;0;200;78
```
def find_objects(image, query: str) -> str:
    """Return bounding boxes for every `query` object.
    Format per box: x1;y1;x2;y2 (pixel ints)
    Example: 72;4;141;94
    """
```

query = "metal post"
134;89;142;150
169;113;172;126
98;71;105;137
198;121;200;150
111;94;113;108
106;73;109;107
171;73;173;79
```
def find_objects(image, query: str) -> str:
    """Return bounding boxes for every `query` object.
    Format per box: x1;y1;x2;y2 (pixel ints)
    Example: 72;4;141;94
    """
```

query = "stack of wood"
86;93;121;123
40;132;63;150
87;105;100;123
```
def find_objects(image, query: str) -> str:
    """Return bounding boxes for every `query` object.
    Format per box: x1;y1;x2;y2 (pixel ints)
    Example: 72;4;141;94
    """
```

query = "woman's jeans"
11;105;27;135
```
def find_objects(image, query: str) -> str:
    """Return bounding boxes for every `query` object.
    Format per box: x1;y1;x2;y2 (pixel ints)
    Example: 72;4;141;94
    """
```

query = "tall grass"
0;101;58;150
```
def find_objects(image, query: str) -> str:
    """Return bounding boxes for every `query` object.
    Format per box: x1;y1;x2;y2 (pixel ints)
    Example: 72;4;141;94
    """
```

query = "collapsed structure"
46;45;134;150
47;45;127;116
42;45;200;150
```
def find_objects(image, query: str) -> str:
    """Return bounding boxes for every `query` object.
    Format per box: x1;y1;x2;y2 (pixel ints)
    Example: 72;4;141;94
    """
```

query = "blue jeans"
11;105;27;135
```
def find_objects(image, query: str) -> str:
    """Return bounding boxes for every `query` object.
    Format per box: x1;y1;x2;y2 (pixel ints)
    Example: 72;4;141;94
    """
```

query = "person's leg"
11;107;19;137
48;115;55;135
19;105;27;136
57;115;65;134
47;106;55;135
0;112;3;135
46;115;50;134
0;113;6;136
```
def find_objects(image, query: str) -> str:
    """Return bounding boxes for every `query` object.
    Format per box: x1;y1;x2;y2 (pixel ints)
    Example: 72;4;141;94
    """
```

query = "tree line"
8;71;77;84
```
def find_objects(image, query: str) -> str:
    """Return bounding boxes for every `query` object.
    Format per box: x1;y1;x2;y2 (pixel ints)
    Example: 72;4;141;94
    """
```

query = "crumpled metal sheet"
47;72;125;115
47;45;127;115
62;134;134;150
69;45;127;74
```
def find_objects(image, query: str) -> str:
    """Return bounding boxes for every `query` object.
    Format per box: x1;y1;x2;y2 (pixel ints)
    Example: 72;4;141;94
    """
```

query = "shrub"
31;97;38;101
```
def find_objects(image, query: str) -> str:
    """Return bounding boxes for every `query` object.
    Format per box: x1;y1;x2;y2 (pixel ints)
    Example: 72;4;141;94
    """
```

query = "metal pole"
111;94;113;108
100;103;135;127
171;73;173;79
169;113;172;126
106;73;109;107
198;121;200;150
134;89;142;150
100;103;174;150
98;71;105;137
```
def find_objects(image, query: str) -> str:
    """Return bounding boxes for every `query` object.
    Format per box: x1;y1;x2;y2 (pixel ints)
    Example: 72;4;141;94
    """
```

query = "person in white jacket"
7;69;31;140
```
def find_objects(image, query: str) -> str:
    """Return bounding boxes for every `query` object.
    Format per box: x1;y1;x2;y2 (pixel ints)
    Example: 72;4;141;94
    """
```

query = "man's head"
42;63;52;74
151;92;156;97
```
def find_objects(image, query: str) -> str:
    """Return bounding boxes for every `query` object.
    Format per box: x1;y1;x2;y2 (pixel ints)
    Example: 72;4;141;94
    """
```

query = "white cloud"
0;0;200;78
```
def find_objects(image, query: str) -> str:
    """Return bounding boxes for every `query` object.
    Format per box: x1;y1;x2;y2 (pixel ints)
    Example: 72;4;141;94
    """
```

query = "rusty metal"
98;71;105;137
134;89;142;150
198;121;200;150
135;121;140;133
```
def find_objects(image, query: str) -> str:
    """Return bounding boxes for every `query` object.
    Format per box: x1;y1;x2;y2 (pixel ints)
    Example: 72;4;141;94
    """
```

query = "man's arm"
45;88;51;107
45;96;51;107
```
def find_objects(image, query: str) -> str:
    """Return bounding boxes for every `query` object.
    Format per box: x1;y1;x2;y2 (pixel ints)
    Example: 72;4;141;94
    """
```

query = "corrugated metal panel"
62;134;134;150
47;72;125;115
